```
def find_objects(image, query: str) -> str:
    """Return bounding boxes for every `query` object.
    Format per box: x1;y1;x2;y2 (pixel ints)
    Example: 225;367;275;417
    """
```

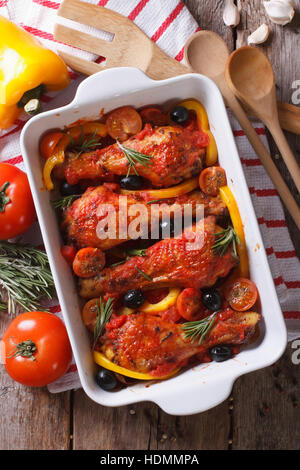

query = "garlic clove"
248;24;271;45
263;0;295;26
223;0;240;27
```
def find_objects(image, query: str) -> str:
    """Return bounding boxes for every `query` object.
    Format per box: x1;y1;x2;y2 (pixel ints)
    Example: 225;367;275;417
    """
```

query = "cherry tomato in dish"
1;312;72;387
61;245;77;264
140;107;168;126
73;247;105;278
82;298;99;332
225;278;258;312
176;288;204;321
39;131;64;159
160;305;182;323
199;166;227;196
106;106;142;141
0;163;36;240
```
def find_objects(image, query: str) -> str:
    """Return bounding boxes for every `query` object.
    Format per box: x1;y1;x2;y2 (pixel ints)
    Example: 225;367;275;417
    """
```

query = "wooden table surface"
1;0;299;450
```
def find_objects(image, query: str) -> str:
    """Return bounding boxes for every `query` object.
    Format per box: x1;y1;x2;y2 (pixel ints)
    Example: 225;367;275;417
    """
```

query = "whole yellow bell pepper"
0;15;70;129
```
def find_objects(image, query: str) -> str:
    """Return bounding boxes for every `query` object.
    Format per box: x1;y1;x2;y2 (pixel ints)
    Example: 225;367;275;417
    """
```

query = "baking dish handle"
153;374;236;416
73;67;157;106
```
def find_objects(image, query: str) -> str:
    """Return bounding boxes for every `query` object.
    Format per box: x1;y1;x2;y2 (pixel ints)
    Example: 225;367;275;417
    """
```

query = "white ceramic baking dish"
20;68;287;415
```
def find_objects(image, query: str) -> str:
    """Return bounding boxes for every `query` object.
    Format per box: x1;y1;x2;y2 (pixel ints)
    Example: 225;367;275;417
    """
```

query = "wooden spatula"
54;0;190;79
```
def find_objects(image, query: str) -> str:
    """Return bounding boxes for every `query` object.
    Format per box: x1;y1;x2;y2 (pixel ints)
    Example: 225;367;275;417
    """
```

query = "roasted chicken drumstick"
99;311;260;377
58;123;206;187
79;216;238;298
62;184;227;250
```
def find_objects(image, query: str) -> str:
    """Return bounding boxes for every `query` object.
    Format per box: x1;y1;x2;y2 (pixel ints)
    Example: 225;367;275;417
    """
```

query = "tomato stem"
0;181;10;213
7;339;37;361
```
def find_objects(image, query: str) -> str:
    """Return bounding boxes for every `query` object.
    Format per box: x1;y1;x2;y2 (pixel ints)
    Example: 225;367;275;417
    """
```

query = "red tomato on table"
0;163;36;239
2;312;72;387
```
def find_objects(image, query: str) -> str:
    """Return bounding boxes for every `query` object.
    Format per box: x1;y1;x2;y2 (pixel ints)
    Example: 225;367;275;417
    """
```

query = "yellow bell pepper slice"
43;134;70;191
219;186;249;278
140;288;181;313
120;177;198;199
117;306;135;316
94;351;180;381
178;99;218;166
42;123;107;190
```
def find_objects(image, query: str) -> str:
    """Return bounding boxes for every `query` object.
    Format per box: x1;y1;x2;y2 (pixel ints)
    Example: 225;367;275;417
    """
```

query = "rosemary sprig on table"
0;300;7;312
213;226;239;257
51;194;81;210
93;297;114;348
117;141;153;177
68;128;101;158
0;241;56;314
181;313;217;345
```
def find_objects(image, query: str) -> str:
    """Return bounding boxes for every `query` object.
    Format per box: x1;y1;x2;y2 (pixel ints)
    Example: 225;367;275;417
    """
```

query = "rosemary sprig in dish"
51;194;81;210
0;241;56;314
93;296;114;348
68;128;102;158
126;248;147;257
213;226;239;257
181;313;217;345
117;140;153;177
135;267;152;281
109;248;147;268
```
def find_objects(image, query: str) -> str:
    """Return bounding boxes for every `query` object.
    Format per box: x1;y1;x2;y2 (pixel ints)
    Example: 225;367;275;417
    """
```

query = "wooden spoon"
226;46;300;194
184;31;300;230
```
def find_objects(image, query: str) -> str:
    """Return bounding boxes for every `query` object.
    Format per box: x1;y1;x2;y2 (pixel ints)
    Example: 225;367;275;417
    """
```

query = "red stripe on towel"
151;1;185;42
129;0;150;21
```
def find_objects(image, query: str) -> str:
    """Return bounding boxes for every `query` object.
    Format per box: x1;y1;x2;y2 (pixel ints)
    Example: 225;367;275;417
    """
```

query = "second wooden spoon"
226;46;300;194
184;31;300;230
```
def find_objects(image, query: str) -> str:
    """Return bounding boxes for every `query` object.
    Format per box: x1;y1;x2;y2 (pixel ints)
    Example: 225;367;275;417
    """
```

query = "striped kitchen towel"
0;0;299;393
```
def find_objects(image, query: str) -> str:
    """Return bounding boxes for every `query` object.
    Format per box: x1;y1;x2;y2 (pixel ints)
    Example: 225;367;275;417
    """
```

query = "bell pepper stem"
0;181;10;212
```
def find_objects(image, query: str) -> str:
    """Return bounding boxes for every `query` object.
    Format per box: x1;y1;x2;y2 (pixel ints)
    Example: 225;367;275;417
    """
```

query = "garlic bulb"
263;0;295;26
248;24;271;44
223;0;240;27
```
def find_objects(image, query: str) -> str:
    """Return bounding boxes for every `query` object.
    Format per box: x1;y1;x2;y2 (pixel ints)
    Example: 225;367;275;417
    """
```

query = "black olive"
120;175;144;190
60;181;81;197
123;289;145;309
202;289;222;312
210;345;232;362
95;368;117;390
159;218;175;238
170;106;189;124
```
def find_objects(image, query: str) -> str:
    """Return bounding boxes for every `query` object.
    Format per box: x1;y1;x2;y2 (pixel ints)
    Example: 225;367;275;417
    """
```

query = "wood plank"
72;393;158;450
237;0;300;256
232;344;300;449
234;0;300;450
183;0;235;52
0;310;71;450
156;402;230;450
72;390;230;450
